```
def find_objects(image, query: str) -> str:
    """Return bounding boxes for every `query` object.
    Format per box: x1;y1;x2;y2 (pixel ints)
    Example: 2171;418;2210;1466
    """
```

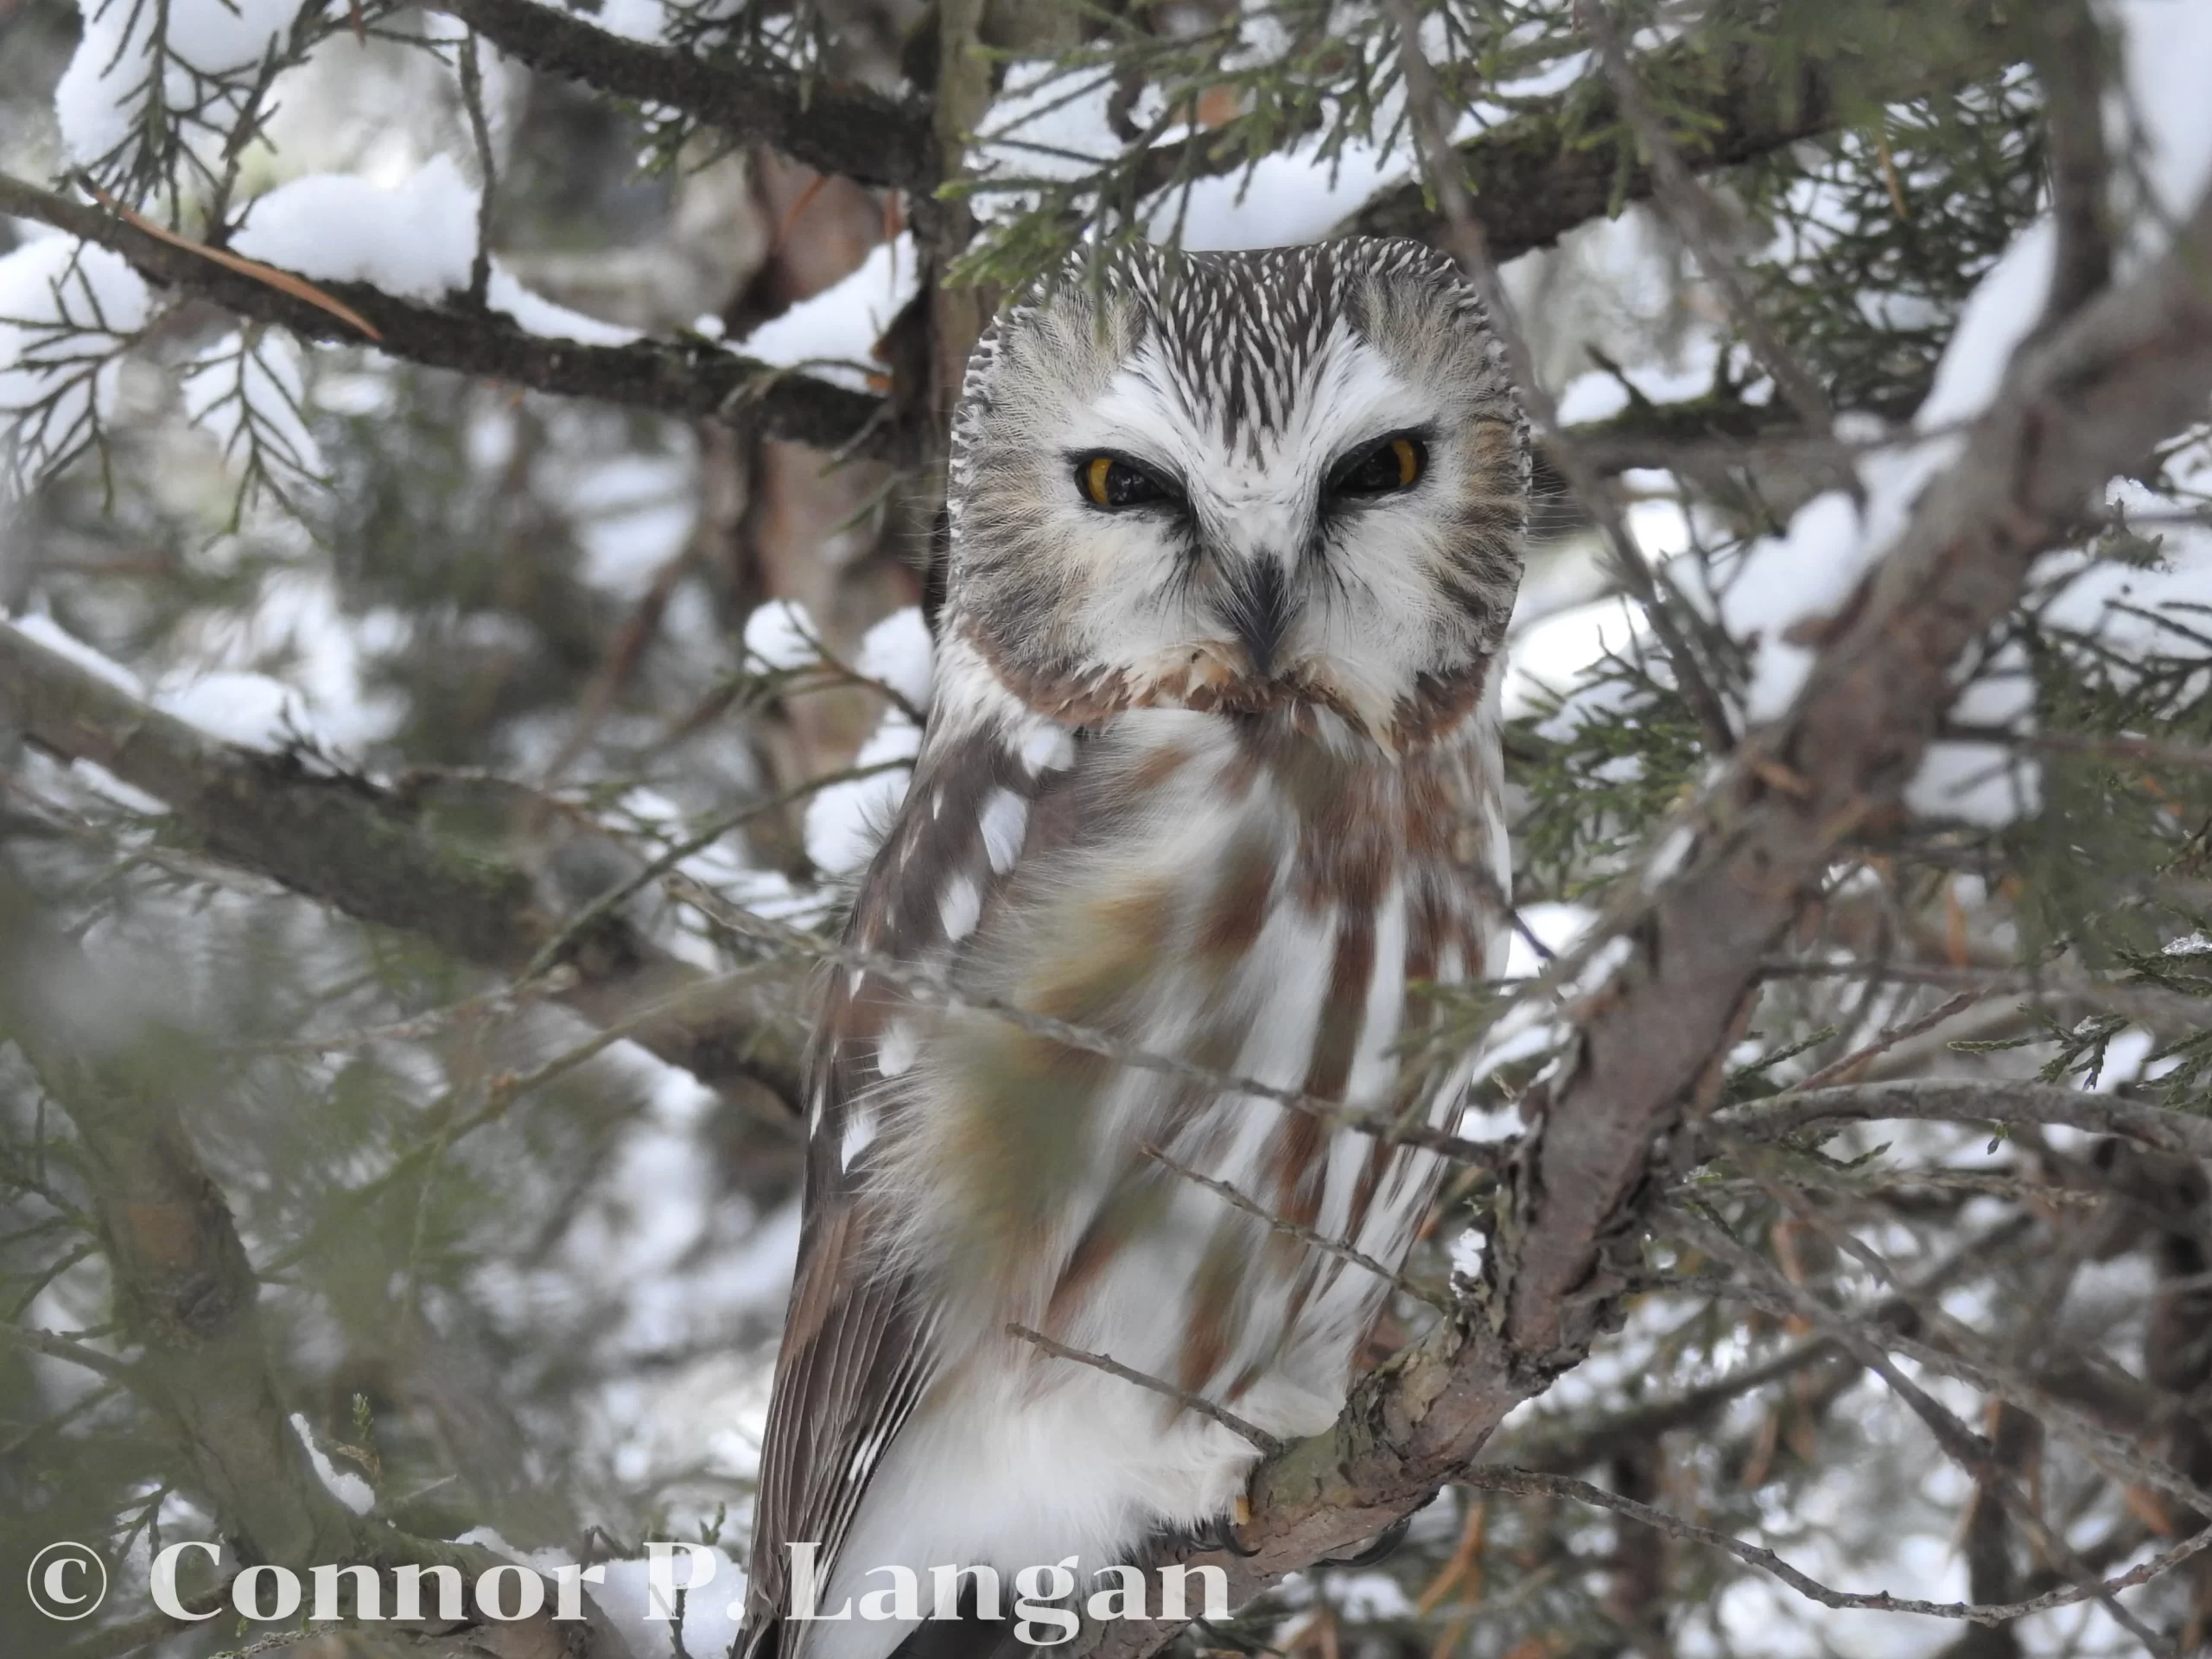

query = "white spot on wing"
1019;723;1076;775
878;1020;918;1077
842;1106;878;1170
940;874;982;940
978;787;1027;874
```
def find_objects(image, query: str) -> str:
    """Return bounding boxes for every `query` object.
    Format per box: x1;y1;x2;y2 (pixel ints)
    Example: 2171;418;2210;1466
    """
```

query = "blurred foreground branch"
0;620;805;1110
0;878;643;1659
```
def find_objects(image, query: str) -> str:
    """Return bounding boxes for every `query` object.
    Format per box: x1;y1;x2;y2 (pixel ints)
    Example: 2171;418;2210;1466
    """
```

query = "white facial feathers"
939;240;1528;736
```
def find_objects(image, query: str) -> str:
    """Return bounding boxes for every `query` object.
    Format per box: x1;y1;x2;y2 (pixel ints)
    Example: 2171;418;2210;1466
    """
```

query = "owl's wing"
743;715;1077;1659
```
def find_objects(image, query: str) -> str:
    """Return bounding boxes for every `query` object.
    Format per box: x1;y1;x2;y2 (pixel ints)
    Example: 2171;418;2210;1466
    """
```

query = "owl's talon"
1322;1515;1410;1569
1204;1510;1261;1558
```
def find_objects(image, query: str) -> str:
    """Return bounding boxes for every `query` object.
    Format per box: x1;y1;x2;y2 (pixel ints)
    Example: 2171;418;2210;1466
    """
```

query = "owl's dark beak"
1222;557;1293;677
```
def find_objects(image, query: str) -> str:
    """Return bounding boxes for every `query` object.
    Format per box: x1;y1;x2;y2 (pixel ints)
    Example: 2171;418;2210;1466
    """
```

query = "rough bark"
445;0;938;192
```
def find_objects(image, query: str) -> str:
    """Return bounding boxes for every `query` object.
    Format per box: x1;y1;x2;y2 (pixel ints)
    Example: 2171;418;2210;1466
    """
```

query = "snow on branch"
1338;10;2015;259
0;172;899;460
441;0;938;193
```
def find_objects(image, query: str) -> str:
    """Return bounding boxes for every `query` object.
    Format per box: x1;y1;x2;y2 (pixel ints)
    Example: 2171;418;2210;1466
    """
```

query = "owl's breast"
859;697;1504;1380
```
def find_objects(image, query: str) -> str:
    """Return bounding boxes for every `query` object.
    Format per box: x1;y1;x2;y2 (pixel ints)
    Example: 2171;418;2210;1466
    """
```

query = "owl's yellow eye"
1333;433;1427;497
1076;453;1171;510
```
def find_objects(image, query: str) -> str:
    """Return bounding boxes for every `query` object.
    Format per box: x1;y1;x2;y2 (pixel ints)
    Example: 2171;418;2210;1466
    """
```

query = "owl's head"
943;238;1527;745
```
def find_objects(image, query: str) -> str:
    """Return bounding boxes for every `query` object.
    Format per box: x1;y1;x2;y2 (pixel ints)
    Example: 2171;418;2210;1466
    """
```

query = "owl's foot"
1320;1515;1411;1569
1196;1493;1261;1557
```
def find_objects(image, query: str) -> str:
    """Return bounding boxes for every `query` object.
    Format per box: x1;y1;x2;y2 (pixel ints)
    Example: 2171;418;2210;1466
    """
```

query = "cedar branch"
1338;4;2016;259
0;171;898;460
442;0;938;192
0;619;806;1110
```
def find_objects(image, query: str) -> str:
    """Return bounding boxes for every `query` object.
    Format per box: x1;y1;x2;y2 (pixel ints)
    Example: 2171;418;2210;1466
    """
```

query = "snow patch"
742;599;823;672
156;671;315;751
1719;433;1961;724
232;159;638;341
56;0;302;168
739;235;914;388
856;607;934;713
6;611;146;697
289;1412;377;1516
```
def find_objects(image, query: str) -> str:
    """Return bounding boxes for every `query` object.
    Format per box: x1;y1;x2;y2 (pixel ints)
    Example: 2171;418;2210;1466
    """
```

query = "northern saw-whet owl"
742;238;1527;1659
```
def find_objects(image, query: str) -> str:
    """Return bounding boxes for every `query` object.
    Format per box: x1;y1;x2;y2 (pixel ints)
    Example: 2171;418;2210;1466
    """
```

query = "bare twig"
457;28;498;308
0;1320;136;1381
1139;1141;1450;1313
1722;1079;2212;1163
1792;989;1984;1091
1669;1205;2177;1653
1463;1464;2212;1627
0;618;807;1108
1573;0;1836;444
1007;1323;1284;1455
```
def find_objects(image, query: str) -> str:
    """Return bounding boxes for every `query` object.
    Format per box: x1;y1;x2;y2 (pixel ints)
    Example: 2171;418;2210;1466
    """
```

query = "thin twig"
1007;1323;1283;1454
512;758;908;985
1573;0;1837;445
228;965;578;1056
1945;723;2212;773
1792;989;1982;1091
1669;1204;2181;1655
0;1321;136;1381
1140;1141;1450;1312
1463;1464;2212;1627
457;28;498;308
1719;1079;2212;1162
0;1380;123;1459
668;874;1511;1169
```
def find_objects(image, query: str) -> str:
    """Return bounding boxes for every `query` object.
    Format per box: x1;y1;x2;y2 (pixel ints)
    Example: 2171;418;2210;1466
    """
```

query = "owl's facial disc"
1061;426;1436;680
946;242;1526;738
1051;351;1461;717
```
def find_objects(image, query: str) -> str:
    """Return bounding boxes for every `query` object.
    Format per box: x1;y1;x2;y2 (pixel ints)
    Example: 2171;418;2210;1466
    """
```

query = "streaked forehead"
1008;242;1472;439
1084;322;1422;499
